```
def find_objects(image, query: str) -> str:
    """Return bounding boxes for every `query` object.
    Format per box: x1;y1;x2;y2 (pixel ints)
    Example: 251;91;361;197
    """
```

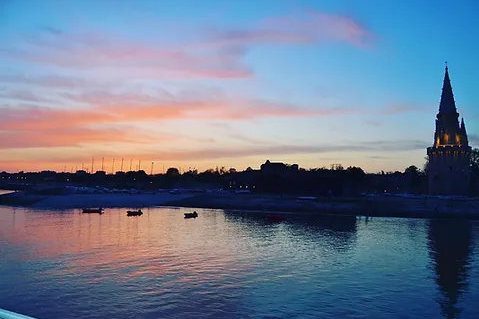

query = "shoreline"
1;190;479;219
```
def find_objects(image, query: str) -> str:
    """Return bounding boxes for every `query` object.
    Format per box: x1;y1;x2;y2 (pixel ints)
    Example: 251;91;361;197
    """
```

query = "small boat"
127;209;143;216
82;208;103;214
266;214;285;222
184;211;198;219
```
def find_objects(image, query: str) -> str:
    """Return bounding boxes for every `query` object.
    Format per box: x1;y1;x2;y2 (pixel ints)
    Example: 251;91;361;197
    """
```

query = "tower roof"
439;65;457;113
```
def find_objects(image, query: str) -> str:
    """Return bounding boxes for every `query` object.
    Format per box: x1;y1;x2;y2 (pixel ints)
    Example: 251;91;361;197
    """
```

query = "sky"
1;0;478;173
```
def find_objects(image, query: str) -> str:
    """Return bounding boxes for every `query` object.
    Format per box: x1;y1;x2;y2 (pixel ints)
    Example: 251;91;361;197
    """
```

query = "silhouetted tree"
346;166;365;180
166;167;180;176
470;148;479;171
405;165;420;175
470;148;479;195
404;165;426;193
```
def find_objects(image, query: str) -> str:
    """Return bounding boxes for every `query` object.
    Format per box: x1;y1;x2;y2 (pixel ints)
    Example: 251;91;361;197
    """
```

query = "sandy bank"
0;191;195;209
1;191;479;218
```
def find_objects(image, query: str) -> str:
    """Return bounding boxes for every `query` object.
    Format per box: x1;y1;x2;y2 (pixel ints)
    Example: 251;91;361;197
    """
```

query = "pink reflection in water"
0;207;252;283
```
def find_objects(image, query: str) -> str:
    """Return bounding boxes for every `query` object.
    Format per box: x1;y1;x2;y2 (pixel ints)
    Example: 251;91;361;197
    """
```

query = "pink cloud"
3;32;252;79
1;10;372;80
0;93;352;149
0;138;427;173
205;10;372;48
0;127;139;149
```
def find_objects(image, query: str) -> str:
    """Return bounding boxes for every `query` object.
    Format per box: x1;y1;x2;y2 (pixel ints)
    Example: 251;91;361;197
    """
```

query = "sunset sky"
1;0;478;173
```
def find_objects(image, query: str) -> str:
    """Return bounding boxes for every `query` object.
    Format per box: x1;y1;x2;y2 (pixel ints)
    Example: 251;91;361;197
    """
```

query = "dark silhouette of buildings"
427;66;471;195
260;160;298;175
1;163;428;196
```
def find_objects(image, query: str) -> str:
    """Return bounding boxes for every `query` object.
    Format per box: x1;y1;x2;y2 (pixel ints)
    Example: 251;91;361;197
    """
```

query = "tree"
346;166;365;180
184;169;198;176
404;165;425;193
331;164;344;171
470;148;479;171
166;167;180;176
404;165;420;175
470;148;479;195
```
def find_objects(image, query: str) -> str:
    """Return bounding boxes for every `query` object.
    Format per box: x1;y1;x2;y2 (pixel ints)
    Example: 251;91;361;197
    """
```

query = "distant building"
427;66;471;195
260;160;298;176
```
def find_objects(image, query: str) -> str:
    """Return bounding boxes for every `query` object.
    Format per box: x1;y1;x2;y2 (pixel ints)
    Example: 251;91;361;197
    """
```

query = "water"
0;206;478;319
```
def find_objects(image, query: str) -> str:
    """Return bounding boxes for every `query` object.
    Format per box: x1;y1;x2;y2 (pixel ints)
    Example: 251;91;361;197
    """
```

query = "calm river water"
0;206;478;319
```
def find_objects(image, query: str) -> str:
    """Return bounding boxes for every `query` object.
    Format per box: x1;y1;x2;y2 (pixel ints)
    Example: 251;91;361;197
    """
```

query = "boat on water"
82;208;104;214
266;214;285;222
127;209;143;216
184;211;198;219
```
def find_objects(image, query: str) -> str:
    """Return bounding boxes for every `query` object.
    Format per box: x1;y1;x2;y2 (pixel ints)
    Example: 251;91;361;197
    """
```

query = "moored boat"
82;208;104;214
184;211;198;219
127;209;143;216
266;214;285;222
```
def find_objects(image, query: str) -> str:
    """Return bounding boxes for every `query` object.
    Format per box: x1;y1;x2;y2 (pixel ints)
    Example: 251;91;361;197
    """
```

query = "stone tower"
427;66;471;195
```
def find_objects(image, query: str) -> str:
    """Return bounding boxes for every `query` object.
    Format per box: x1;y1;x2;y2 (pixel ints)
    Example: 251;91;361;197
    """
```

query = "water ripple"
0;207;479;318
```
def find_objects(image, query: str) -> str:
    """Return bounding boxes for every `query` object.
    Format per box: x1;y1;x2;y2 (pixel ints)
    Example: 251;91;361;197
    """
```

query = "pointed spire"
439;64;457;113
461;117;469;144
461;118;467;137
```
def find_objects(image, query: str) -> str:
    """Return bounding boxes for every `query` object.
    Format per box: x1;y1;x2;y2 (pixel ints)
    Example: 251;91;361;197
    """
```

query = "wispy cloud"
0;74;98;89
380;104;425;115
0;94;351;149
207;11;372;48
0;127;139;149
154;140;427;161
0;89;62;104
90;140;430;161
0;138;429;167
0;8;377;171
0;137;427;172
1;31;252;79
0;10;372;80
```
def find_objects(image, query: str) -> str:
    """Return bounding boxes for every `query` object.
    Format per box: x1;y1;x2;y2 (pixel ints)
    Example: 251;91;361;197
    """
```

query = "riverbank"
166;192;479;219
0;190;194;210
1;190;479;219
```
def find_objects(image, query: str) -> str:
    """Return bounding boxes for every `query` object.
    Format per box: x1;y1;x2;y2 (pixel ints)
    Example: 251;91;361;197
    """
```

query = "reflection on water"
428;220;474;319
223;211;357;252
0;207;478;319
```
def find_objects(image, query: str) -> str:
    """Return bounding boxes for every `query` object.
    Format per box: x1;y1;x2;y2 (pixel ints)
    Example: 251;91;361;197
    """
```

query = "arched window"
444;133;449;144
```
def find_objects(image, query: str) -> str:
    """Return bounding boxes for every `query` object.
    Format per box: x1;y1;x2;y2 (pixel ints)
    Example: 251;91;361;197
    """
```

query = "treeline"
0;164;427;196
1;149;478;196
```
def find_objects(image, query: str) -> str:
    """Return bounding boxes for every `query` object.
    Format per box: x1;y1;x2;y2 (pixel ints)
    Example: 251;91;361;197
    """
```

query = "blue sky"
0;0;478;172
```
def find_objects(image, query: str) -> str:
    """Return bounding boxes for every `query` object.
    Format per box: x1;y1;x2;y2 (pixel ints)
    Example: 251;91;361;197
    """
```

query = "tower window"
444;133;449;144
